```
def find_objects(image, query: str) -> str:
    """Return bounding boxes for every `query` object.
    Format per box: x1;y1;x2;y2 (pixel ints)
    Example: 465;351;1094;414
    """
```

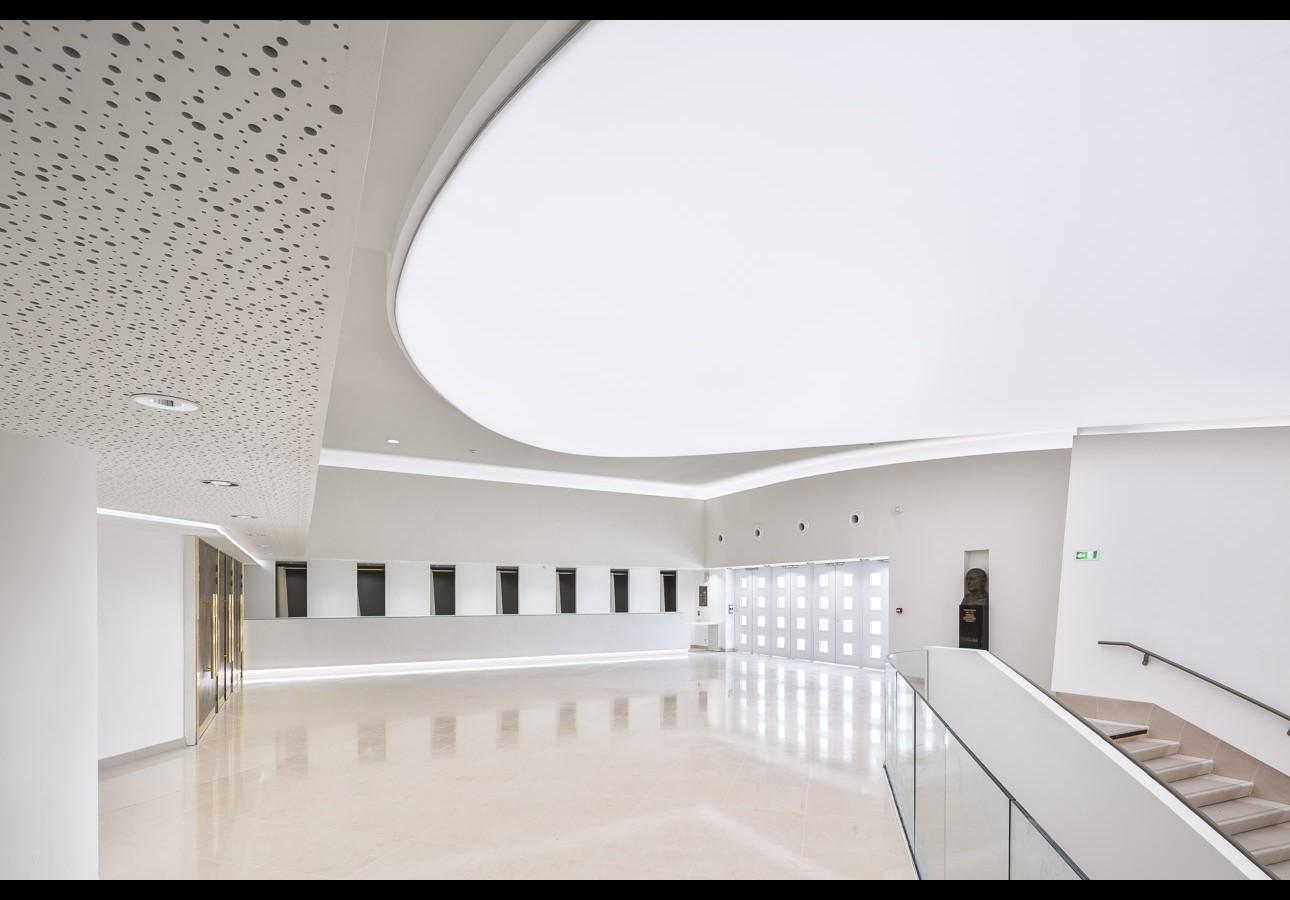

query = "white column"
0;430;98;879
518;564;558;614
385;561;432;616
575;566;611;614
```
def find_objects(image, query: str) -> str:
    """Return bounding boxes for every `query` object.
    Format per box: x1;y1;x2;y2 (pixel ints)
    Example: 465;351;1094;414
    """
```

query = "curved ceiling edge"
384;20;585;399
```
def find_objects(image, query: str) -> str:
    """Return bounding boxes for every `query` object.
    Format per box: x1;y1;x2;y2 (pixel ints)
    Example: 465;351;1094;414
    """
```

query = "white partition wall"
243;562;276;619
385;561;432;617
628;567;661;613
1052;427;1290;775
0;431;98;879
577;566;611;614
307;559;358;617
519;564;558;614
455;563;497;615
97;522;186;761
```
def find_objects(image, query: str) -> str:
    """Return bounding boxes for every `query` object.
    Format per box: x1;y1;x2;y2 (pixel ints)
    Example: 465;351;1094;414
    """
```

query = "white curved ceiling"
395;20;1290;458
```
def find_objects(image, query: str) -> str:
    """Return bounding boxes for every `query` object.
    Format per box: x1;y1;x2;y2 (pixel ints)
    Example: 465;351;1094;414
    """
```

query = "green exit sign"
1075;550;1100;560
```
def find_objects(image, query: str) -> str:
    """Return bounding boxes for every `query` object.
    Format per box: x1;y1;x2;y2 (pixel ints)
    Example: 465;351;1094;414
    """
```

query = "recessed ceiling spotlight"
230;514;256;519
386;438;400;444
201;479;239;487
131;393;199;412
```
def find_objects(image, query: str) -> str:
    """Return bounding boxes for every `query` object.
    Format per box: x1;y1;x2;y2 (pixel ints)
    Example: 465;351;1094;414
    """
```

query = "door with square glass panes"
769;565;794;658
831;560;864;667
734;569;753;653
789;567;812;659
751;568;771;654
859;558;890;668
811;563;839;663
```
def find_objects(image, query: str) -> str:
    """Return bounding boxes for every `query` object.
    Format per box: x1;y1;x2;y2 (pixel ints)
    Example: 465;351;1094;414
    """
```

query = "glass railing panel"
888;648;928;700
912;691;947;879
885;660;917;856
1009;803;1082;880
943;729;1010;879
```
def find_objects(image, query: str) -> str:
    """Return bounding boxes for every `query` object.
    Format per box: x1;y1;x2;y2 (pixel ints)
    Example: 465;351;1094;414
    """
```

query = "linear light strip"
96;508;270;569
320;430;1077;501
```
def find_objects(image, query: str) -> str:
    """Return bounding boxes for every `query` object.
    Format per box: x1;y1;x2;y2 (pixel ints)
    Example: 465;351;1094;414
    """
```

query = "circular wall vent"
716;533;724;544
753;524;764;540
797;518;809;534
850;510;864;527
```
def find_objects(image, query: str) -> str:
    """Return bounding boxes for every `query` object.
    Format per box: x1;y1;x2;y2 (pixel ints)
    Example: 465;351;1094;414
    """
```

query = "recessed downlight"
386;438;400;444
201;479;239;487
230;514;257;519
131;393;199;412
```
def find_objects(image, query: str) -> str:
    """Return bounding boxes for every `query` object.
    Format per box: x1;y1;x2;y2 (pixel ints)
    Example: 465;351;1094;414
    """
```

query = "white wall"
706;450;1072;687
0;431;98;879
1052;428;1290;774
244;613;689;671
520;564;558;614
243;561;276;619
307;466;706;566
628;567;661;613
456;562;496;615
97;523;185;761
386;561;432;616
577;566;611;614
307;559;358;617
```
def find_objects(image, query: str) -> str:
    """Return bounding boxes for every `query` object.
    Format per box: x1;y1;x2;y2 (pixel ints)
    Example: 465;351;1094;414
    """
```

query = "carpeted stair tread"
1199;797;1290;836
1231;821;1290;866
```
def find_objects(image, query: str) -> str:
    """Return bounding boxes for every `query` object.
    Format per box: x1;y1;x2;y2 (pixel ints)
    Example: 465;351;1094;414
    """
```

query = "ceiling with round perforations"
0;18;386;561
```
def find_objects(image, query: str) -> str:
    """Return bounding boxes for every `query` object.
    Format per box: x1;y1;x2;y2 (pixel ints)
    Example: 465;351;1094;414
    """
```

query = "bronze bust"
962;567;988;605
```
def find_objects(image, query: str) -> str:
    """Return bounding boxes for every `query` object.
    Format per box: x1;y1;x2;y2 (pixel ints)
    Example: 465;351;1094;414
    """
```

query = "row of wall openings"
274;562;684;617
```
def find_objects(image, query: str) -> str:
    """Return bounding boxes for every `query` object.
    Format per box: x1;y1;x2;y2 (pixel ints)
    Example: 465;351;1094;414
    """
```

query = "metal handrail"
1099;640;1290;735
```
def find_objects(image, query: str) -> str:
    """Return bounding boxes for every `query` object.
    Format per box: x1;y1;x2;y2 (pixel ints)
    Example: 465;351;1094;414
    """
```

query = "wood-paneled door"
195;538;220;740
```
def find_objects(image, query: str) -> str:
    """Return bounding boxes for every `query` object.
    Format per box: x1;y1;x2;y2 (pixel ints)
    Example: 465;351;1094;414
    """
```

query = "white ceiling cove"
3;20;1289;564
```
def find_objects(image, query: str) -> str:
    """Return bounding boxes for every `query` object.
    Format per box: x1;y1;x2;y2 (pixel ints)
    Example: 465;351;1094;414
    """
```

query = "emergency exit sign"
1075;550;1100;560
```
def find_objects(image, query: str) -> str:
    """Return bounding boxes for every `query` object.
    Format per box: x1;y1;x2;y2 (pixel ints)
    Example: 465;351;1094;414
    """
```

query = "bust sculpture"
962;567;988;605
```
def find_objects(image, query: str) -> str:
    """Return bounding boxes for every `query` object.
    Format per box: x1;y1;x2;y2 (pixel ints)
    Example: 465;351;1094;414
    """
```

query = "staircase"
1091;717;1290;879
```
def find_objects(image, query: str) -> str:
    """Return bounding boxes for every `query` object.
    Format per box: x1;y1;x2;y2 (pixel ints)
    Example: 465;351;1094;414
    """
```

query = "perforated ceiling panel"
0;19;385;561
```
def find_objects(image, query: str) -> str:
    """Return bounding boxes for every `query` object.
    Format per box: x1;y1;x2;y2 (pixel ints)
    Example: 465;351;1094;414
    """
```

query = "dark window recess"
277;562;308;618
611;569;629;613
557;568;577;614
357;564;386;617
661;570;677;612
498;567;519;615
432;566;456;616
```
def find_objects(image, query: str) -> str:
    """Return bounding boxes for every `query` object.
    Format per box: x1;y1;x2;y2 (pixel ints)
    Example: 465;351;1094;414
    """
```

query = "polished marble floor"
99;651;918;880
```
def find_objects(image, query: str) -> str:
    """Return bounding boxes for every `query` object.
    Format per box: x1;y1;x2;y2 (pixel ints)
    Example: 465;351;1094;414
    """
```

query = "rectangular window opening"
357;563;385;617
497;567;519;615
611;569;629;613
661;570;677;612
276;562;307;618
558;567;577;614
431;566;456;616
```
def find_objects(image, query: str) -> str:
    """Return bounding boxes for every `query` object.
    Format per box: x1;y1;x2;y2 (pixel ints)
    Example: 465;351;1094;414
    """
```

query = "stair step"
1200;797;1290;836
1087;717;1149;740
1168;772;1255;806
1117;736;1180;762
1269;857;1290;879
1232;821;1290;867
1142;753;1213;782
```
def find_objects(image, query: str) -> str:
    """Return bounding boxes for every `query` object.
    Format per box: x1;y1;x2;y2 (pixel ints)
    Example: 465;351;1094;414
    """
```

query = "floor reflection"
99;653;915;880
